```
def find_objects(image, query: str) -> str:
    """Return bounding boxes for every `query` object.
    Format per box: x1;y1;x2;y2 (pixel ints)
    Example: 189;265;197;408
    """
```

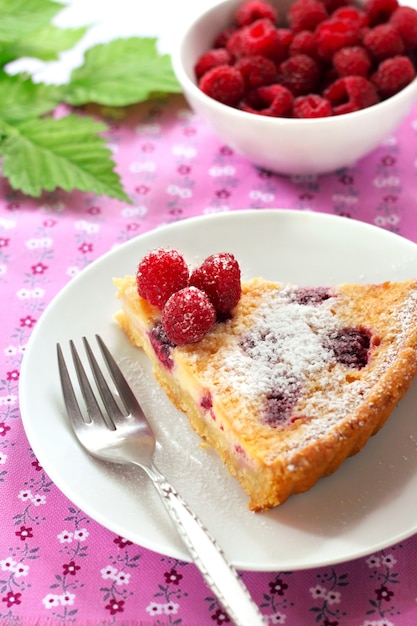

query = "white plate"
20;209;417;571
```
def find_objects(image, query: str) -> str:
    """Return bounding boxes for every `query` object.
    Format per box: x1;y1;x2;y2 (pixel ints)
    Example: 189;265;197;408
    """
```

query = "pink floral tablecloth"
2;94;417;626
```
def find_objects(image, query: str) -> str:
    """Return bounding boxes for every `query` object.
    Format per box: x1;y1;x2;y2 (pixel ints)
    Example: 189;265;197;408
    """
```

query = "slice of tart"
114;254;417;511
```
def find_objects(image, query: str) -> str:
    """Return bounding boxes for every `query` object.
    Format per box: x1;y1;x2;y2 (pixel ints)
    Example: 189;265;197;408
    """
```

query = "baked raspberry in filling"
149;322;175;370
324;326;372;369
290;286;334;305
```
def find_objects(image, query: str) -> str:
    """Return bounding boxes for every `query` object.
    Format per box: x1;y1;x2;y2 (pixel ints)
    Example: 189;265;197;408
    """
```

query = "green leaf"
8;24;89;62
65;37;181;107
0;0;62;43
0;72;63;123
0;114;131;202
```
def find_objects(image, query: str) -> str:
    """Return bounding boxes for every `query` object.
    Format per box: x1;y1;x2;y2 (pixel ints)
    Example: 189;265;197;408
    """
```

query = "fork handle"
141;463;265;626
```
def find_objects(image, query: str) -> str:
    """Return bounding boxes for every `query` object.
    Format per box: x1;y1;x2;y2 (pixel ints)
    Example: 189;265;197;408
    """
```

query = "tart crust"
114;275;417;511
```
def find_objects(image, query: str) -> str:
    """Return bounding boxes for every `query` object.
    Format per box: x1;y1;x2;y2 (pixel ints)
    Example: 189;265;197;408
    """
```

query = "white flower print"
114;570;130;585
59;592;75;606
25;237;53;250
73;528;89;541
57;530;73;543
209;165;236;176
146;601;164;616
31;494;46;506
0;217;16;229
309;584;327;599
0;264;6;276
4;345;17;356
269;612;287;624
74;220;99;234
13;562;29;577
31;288;45;298
129;160;155;173
366;555;381;568
0;394;17;406
171;144;196;158
66;266;80;278
0;557;17;571
0;452;7;464
121;206;147;217
163;601;179;614
42;593;61;609
16;288;31;300
18;490;32;502
326;590;341;605
101;565;118;580
381;553;397;569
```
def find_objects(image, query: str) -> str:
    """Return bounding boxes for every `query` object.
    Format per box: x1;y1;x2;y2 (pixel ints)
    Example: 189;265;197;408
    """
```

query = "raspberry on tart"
136;248;189;308
162;287;216;345
190;252;242;316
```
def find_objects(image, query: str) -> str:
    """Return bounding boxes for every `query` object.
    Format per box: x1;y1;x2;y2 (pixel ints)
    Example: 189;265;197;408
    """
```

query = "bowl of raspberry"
171;0;417;175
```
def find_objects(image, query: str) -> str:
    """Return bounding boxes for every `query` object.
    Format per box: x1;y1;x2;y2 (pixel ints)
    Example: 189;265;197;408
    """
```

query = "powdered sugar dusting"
201;283;417;454
222;288;338;398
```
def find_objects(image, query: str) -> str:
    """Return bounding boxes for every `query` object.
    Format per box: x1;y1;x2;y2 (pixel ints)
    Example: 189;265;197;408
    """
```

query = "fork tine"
57;343;90;428
70;339;109;427
83;337;125;425
95;334;145;417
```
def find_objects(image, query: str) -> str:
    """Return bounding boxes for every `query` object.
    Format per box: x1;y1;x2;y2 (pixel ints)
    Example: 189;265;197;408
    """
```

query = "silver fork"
57;335;266;626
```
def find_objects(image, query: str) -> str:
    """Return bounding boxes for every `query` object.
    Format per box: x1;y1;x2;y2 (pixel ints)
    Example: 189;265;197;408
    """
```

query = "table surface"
3;2;417;625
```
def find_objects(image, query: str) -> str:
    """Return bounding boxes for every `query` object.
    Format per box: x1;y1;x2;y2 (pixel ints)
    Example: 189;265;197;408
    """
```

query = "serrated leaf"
0;72;63;123
8;24;89;62
0;114;131;202
0;0;61;43
65;37;181;106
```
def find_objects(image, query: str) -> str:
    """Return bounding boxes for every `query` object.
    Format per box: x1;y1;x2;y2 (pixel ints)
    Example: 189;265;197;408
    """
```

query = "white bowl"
171;0;417;175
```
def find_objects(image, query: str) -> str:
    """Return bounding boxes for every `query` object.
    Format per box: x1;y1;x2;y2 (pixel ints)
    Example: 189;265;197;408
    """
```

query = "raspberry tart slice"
114;250;417;511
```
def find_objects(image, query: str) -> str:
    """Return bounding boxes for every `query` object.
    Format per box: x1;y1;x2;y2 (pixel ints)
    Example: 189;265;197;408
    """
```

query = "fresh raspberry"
213;26;238;48
190;252;242;315
240;84;294;116
332;6;369;28
194;48;233;80
136;248;189;308
390;6;417;51
371;55;416;98
316;18;361;60
293;94;333;117
288;0;328;32
162;287;216;345
235;0;278;26
278;54;321;96
321;0;349;12
332;45;372;77
275;28;295;62
198;65;245;106
235;55;277;88
363;24;404;61
323;75;379;114
227;18;284;60
289;30;318;59
364;0;398;26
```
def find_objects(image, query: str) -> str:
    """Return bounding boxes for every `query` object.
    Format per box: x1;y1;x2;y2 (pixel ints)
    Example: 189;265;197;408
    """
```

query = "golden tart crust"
115;275;417;511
